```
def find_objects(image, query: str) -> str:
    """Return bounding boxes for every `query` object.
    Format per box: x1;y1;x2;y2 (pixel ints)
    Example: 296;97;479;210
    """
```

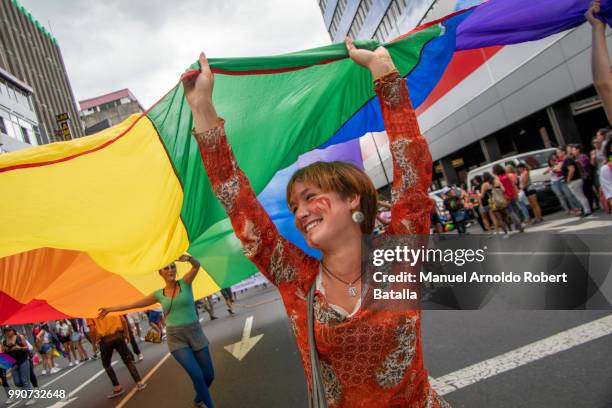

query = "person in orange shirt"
86;315;146;398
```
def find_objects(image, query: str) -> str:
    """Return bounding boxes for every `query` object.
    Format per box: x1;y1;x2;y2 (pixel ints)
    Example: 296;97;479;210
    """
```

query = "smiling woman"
182;37;446;407
98;254;216;408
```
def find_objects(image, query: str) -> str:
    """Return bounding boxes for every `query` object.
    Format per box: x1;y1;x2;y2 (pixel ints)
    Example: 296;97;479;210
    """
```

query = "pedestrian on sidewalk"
145;309;164;339
34;324;59;375
55;320;79;366
199;296;217;321
1;327;35;406
0;366;10;404
68;319;89;362
220;288;236;315
505;164;530;222
443;187;468;234
124;315;144;362
78;318;98;359
493;165;524;232
86;315;146;398
558;148;591;217
517;162;543;223
599;141;612;212
99;254;215;408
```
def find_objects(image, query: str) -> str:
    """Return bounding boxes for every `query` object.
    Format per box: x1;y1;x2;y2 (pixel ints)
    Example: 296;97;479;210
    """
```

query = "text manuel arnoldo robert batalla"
371;246;568;300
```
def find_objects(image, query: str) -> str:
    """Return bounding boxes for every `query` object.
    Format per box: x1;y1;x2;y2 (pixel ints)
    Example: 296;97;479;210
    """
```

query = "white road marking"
430;314;612;395
114;317;205;407
558;220;612;232
224;316;264;361
66;360;118;399
45;396;78;408
524;217;578;232
38;365;81;389
114;353;172;408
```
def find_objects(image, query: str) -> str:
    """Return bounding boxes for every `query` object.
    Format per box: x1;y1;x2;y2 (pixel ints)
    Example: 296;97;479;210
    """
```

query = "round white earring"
351;211;365;223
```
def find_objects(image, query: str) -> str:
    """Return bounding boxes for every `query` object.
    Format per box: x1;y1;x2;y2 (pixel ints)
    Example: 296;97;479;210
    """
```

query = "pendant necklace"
321;262;364;297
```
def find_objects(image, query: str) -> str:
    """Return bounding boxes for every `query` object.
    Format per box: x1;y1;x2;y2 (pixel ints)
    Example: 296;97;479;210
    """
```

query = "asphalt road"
2;212;611;408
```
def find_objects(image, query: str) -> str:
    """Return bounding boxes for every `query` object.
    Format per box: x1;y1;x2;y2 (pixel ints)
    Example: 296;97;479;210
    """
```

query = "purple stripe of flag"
456;0;612;50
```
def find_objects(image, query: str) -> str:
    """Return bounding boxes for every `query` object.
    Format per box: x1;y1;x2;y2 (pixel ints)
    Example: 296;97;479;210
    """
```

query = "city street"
4;212;611;408
2;1;612;407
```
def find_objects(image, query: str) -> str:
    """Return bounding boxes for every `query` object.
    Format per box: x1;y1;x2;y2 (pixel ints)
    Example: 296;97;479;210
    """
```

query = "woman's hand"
98;307;112;319
183;53;214;111
586;0;605;29
183;52;220;132
177;254;192;262
345;37;396;80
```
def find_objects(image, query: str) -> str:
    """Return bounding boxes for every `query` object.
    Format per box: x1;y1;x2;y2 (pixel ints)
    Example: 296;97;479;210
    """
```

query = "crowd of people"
0;282;237;406
0;314;146;404
431;128;612;236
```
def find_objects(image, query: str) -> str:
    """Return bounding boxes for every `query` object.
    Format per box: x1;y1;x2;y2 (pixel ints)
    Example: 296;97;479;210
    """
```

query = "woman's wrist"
193;105;221;133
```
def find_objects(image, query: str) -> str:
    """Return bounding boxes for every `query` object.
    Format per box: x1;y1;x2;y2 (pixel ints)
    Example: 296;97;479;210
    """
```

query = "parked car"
466;148;561;214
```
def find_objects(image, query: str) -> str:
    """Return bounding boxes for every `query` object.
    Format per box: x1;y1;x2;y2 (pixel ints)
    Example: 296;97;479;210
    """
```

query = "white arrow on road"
224;316;263;361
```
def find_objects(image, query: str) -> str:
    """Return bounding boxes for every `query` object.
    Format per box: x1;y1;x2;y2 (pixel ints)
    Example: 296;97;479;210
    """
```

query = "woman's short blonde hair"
286;161;378;234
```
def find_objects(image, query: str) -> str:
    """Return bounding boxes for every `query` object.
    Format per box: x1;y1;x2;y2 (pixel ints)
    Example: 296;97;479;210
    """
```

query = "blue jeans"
517;200;530;221
507;200;524;230
11;360;32;390
171;346;215;407
550;179;569;211
556;179;581;210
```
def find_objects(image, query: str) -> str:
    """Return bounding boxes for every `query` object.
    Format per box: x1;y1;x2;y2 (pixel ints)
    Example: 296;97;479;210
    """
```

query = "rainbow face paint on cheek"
309;196;331;215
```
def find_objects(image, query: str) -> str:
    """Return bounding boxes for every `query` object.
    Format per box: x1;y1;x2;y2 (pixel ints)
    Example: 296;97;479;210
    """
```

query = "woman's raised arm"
98;295;157;318
346;38;432;235
587;1;612;123
182;53;315;287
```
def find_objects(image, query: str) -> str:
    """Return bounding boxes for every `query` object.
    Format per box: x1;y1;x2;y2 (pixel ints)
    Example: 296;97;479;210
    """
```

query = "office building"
79;89;144;135
0;0;84;143
319;0;609;187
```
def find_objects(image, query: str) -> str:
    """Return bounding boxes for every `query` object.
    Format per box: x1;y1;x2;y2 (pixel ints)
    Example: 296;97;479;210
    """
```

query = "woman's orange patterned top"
194;71;449;408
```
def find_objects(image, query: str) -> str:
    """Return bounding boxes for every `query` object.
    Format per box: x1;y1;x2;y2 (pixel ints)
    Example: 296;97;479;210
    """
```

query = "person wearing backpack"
483;172;511;236
493;165;524;232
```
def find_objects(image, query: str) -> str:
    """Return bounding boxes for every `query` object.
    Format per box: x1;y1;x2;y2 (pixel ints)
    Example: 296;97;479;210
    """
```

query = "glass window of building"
20;126;31;144
6;115;20;141
329;0;347;37
318;0;328;13
0;116;7;134
348;0;373;39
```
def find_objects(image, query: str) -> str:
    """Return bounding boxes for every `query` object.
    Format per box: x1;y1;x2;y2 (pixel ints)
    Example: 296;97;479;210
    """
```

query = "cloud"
18;0;331;108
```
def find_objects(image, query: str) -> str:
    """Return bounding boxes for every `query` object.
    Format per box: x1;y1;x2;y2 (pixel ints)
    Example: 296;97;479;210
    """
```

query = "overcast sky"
19;0;331;108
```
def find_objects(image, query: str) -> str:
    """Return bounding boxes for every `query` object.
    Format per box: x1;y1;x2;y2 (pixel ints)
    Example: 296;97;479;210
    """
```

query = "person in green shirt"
99;254;215;408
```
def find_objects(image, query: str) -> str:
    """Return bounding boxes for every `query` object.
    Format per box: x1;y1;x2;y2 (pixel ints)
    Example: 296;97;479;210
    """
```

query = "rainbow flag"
0;353;16;370
0;0;607;323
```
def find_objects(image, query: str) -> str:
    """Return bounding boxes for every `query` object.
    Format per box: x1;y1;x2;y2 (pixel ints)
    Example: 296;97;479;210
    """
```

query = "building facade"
79;89;144;135
0;66;38;152
318;0;610;189
0;0;84;144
